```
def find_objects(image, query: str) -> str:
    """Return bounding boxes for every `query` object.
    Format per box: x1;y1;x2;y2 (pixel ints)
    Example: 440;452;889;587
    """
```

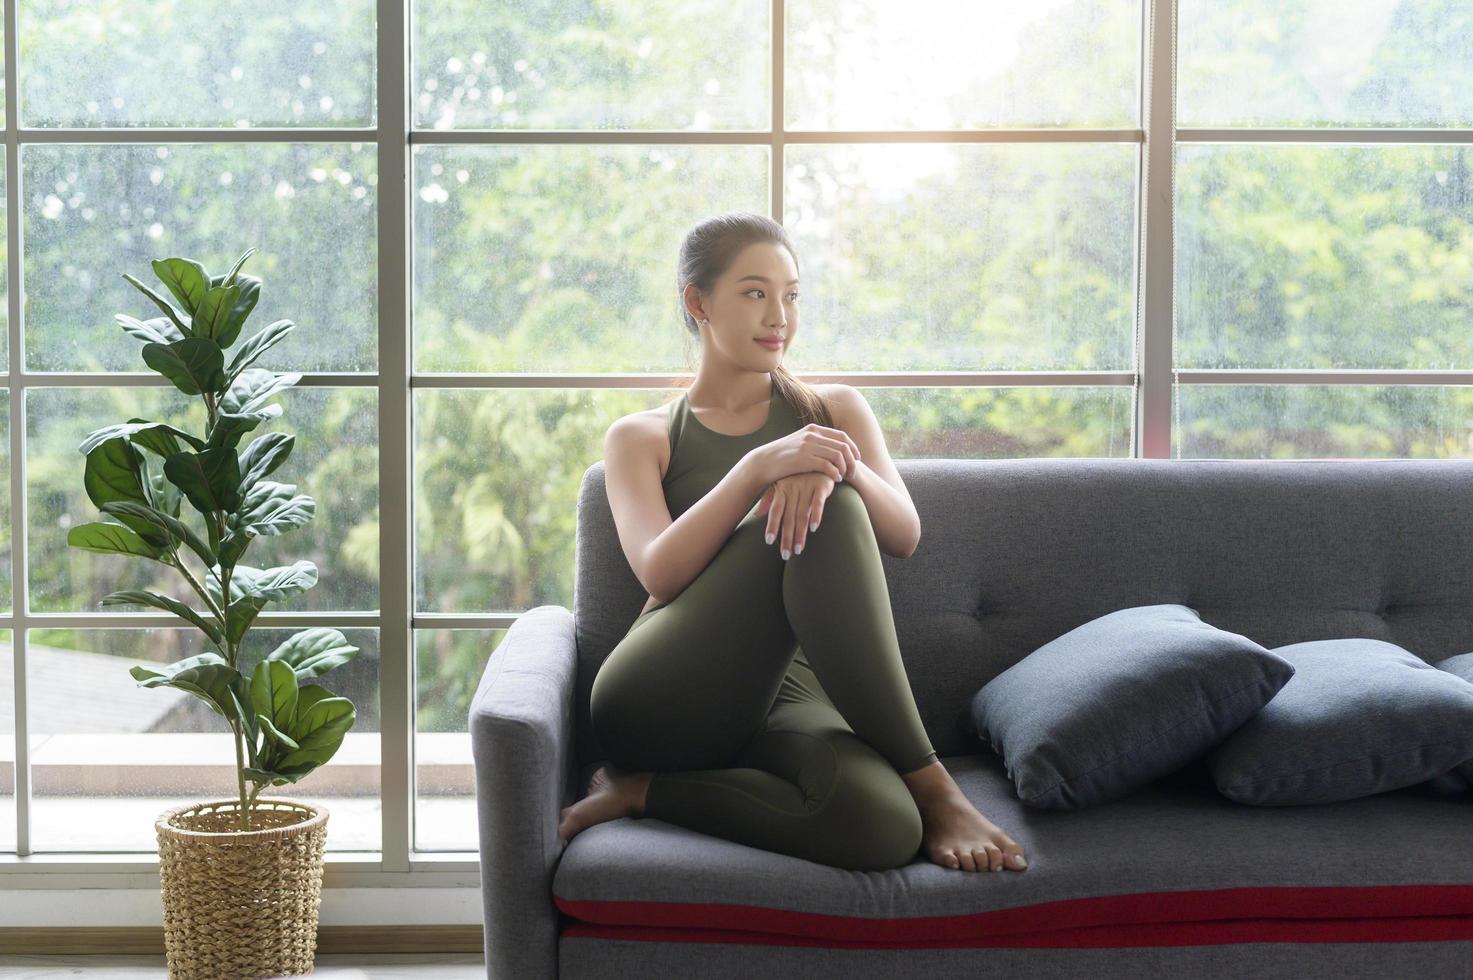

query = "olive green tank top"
661;382;804;521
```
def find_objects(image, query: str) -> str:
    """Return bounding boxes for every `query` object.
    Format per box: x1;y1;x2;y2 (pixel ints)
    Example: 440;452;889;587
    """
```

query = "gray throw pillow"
1425;652;1473;799
1209;639;1473;805
968;604;1295;811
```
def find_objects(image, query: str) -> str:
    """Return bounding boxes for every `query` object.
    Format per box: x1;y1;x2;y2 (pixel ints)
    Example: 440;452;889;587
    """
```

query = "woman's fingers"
780;487;799;559
809;489;827;535
764;488;786;546
792;487;814;555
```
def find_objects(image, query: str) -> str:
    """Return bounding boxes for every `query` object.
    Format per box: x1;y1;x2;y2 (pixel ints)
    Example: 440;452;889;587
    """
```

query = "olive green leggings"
589;481;939;872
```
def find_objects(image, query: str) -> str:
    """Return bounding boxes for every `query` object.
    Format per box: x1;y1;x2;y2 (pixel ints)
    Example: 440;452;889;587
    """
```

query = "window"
4;0;1471;876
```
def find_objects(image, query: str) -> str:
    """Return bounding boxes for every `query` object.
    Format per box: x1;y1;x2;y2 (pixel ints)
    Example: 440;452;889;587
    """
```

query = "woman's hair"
674;211;833;427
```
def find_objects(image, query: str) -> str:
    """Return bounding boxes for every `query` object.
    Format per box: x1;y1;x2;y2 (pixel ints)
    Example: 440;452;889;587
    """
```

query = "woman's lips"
756;337;784;349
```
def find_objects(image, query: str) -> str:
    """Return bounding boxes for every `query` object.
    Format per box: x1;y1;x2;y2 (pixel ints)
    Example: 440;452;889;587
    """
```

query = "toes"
956;850;977;872
1008;851;1029;870
978;846;1000;872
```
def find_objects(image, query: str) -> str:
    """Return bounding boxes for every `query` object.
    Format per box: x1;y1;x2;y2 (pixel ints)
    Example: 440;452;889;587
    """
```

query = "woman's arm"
605;415;769;606
643;452;769;604
823;385;921;559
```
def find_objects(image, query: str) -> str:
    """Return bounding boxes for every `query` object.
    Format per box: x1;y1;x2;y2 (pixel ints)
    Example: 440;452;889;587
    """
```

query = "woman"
558;212;1028;874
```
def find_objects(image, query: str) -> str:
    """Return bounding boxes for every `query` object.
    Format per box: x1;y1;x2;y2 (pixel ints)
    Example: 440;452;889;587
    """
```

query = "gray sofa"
471;457;1473;979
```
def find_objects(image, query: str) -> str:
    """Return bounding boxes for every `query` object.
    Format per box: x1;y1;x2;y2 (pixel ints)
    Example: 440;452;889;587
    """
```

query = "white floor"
0;954;484;978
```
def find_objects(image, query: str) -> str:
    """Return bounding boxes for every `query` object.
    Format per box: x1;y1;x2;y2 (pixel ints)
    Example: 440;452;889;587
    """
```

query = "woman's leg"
590;480;936;778
643;683;925;872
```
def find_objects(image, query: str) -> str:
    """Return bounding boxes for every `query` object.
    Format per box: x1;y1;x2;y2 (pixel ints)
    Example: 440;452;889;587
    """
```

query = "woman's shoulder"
605;398;679;475
811;382;861;427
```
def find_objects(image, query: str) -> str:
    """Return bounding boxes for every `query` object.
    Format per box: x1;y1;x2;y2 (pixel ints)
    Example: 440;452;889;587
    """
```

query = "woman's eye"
788;293;799;302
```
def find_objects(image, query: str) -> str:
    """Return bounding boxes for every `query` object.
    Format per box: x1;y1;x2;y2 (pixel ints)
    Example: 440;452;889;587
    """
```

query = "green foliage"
65;249;359;830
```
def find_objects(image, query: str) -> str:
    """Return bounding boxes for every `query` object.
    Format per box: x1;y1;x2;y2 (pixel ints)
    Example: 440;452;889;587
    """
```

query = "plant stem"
170;554;227;640
233;720;250;831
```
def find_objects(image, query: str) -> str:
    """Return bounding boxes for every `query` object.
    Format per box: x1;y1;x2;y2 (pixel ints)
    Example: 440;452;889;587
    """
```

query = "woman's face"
690;241;800;371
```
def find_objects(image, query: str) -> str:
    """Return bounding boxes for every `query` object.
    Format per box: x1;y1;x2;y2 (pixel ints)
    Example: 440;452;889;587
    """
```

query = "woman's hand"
756;471;838;559
747;423;861;486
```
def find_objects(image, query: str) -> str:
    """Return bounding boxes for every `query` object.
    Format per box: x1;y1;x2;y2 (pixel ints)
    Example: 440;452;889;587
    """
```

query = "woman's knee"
809;744;924;871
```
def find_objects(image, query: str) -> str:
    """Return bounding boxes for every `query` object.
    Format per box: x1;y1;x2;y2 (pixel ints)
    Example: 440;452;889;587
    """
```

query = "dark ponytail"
674;211;833;427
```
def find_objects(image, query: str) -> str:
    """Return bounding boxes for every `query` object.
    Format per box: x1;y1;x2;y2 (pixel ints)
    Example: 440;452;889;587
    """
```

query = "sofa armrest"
470;603;578;980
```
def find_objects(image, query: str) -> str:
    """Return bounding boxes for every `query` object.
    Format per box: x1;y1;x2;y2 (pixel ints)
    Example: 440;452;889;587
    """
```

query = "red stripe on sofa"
555;885;1473;946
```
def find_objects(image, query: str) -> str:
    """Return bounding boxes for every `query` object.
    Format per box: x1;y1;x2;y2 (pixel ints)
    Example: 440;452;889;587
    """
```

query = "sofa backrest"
572;457;1473;770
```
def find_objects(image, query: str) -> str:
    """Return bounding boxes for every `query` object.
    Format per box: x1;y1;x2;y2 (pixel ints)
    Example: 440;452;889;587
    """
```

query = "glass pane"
412;0;768;130
860;385;1133;458
1176;144;1473;370
788;0;1140;130
20;0;375;128
24;142;377;372
1179;0;1473;128
415;628;499;852
0;631;12;853
0;391;9;615
27;627;380;853
0;151;7;373
413;387;637;614
412;144;767;372
1175;385;1473;458
28;386;377;614
785;142;1137;371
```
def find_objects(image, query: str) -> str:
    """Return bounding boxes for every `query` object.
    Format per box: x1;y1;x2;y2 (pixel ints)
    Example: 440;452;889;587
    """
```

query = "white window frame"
5;0;1473;889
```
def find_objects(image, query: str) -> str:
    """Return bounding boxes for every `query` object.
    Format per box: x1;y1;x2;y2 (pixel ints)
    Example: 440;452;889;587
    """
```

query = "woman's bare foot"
558;764;654;845
901;761;1028;873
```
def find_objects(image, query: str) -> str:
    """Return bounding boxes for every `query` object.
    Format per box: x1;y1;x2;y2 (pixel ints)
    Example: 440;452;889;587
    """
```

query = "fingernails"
794;543;803;555
765;531;774;545
1014;855;1027;868
810;522;818;532
781;547;790;560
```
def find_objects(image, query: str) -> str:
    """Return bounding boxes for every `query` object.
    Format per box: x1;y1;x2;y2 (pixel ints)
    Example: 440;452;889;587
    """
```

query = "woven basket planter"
155;798;329;980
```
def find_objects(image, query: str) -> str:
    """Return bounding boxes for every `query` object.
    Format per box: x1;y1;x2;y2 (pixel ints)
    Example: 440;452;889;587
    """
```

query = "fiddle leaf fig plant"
66;248;357;831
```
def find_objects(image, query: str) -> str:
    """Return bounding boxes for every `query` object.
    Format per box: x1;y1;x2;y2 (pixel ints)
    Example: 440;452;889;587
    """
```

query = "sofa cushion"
1422;652;1473;799
1209;639;1473;805
965;604;1294;811
553;751;1473;948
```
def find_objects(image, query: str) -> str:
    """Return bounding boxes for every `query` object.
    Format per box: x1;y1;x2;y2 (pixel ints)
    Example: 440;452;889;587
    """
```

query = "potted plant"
66;247;357;980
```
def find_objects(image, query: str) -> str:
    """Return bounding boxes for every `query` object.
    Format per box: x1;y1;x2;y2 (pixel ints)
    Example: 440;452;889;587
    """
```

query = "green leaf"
237;432;295;496
277;696;355;771
123;273;192;335
224;594;270;645
141;337;226;396
205;404;283;452
265;628;359;681
67;521;167;560
116;313;185;346
256;713;300;752
151;258;210;316
102;588;223;645
129;652;228;684
164;447;242;517
231;481;315;540
225;318;294;384
221;369;301;416
251;658;299;733
221;247;256;287
218;275;261;348
77;419;206;459
84;437;172;549
99;500;216;568
243;764;316;787
133;662;246;724
227;680;259;760
192;283;240;343
232;561;319;602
